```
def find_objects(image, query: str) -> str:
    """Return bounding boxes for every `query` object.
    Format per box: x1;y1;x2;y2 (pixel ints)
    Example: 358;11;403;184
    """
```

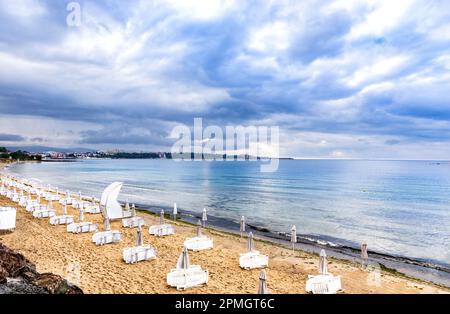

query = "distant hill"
5;146;94;153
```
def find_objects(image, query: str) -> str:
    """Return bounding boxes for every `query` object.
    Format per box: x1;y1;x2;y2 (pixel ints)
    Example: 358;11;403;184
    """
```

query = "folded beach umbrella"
56;188;59;195
48;199;53;209
79;209;84;222
136;222;143;246
78;191;82;200
361;242;369;266
37;195;41;204
160;209;165;224
202;208;207;227
125;202;130;212
247;232;255;252
258;270;268;294
131;204;136;217
103;215;111;231
66;190;70;198
177;246;190;270
240;216;246;237
196;219;202;237
319;249;328;275
291;225;297;250
173;203;178;220
63;204;68;216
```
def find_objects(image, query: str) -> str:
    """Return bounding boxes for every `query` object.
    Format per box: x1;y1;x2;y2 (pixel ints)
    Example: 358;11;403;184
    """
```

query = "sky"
0;0;450;159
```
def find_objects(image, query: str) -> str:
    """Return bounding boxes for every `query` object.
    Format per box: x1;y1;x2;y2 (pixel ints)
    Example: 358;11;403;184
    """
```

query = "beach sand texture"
0;169;448;294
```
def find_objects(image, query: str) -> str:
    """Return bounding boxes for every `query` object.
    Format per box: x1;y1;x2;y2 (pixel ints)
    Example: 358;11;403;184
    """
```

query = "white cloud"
0;0;46;18
347;0;416;40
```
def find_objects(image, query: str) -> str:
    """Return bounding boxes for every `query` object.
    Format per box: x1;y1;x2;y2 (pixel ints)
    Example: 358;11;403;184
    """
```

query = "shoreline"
134;203;450;288
2;160;450;293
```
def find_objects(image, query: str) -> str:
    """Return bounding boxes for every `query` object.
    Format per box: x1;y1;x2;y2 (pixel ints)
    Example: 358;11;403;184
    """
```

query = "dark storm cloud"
0;133;26;142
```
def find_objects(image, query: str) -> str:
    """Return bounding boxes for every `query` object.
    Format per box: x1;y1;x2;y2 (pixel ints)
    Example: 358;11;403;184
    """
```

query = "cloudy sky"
1;0;450;159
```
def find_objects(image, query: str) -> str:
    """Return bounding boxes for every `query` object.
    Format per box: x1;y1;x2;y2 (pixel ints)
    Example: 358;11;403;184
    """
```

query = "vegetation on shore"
0;147;42;161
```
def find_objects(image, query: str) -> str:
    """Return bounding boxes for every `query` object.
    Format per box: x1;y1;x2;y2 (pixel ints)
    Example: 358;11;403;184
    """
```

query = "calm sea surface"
8;159;450;267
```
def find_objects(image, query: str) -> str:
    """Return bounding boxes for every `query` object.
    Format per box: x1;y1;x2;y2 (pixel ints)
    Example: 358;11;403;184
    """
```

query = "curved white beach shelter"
305;249;342;294
0;207;16;231
92;216;122;246
184;220;213;251
167;246;208;290
123;223;157;264
239;232;269;270
149;209;175;237
100;182;124;220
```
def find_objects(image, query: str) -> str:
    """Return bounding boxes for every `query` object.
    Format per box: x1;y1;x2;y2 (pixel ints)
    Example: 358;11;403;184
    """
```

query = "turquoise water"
8;159;450;267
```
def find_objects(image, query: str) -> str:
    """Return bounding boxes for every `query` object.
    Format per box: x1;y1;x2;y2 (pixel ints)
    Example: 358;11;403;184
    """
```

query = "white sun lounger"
45;194;61;201
92;230;122;245
32;209;56;218
149;224;175;237
183;236;213;251
18;196;28;206
122;216;145;228
72;201;91;209
67;222;98;234
167;266;209;290
26;204;45;212
123;245;157;263
306;274;342;294
59;198;73;205
84;205;101;214
49;215;75;225
0;207;16;231
239;251;269;269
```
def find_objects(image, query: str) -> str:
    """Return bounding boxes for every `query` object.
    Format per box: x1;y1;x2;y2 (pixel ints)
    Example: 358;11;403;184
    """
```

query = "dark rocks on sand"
0;243;83;294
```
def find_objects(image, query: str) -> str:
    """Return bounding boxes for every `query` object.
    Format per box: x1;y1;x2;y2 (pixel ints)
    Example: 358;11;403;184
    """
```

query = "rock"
32;273;83;294
0;266;8;284
0;243;36;278
0;278;48;294
0;243;83;294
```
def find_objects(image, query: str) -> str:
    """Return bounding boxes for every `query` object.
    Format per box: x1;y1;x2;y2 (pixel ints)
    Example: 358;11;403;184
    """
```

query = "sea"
6;159;450;286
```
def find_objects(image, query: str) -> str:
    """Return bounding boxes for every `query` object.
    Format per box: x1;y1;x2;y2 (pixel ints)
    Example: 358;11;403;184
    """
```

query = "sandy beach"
1;162;449;294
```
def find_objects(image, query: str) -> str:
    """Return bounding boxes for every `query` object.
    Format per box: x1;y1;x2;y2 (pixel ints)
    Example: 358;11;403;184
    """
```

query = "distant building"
48;152;66;159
